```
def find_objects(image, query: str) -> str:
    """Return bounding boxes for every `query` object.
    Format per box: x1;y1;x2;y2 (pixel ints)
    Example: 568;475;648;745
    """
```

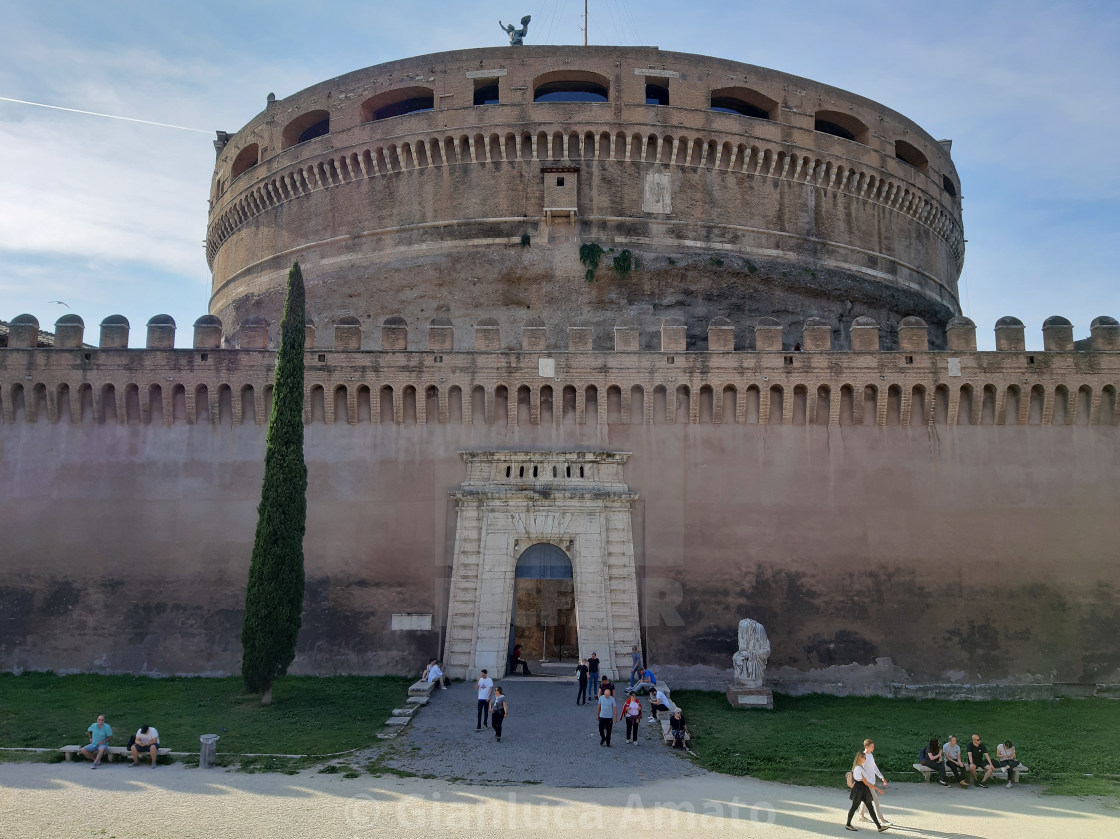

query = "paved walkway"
3;760;1116;839
383;677;700;786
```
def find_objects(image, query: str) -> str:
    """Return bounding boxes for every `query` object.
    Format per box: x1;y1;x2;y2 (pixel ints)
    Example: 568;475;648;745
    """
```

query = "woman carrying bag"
846;751;888;832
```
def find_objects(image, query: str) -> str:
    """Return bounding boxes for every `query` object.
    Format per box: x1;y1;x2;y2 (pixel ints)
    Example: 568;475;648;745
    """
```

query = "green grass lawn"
0;672;412;761
674;691;1120;798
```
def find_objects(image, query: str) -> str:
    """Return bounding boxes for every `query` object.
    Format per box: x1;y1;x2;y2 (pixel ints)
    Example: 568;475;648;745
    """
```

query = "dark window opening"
711;97;769;119
317;354;326;362
519;466;525;478
552;466;557;477
556;177;565;186
533;466;538;478
534;81;608;103
784;356;793;365
298;119;330;144
579;465;584;478
895;139;928;172
506;466;511;477
645;83;669;106
373;96;434;121
906;356;914;364
473;83;500;106
230;144;260;181
815;119;855;141
942;175;958;198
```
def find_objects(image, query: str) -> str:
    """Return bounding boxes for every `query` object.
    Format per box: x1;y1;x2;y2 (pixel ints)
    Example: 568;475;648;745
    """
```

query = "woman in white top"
846;752;888;832
996;740;1021;787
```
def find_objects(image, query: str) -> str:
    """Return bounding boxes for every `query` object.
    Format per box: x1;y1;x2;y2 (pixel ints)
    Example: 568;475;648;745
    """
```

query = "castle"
2;46;1117;696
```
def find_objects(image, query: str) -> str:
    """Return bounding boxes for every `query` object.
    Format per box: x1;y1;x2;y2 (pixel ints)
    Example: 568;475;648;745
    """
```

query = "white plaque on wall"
643;171;672;214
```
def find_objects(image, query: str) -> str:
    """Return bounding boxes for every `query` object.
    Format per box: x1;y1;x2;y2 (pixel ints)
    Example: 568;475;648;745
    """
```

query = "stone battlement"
3;313;1117;428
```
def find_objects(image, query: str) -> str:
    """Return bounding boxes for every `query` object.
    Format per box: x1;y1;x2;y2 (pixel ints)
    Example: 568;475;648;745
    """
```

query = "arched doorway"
512;543;577;667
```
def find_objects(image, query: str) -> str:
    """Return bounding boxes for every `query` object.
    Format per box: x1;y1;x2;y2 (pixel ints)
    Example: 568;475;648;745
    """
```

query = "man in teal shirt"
81;714;112;767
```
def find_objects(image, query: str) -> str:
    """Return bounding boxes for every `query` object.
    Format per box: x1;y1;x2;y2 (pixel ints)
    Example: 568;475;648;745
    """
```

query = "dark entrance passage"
512;543;577;665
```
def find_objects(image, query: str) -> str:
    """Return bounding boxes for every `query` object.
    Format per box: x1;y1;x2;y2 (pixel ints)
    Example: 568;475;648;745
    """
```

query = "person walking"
596;687;617;746
475;669;493;731
846;751;888;832
621;692;642;744
490;687;508;742
575;658;589;705
858;739;890;825
628;645;642;689
587;652;600;699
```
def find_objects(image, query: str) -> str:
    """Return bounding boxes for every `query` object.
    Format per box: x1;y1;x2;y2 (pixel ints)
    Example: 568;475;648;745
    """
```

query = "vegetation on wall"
520;233;531;248
579;242;605;282
241;260;308;705
612;248;633;276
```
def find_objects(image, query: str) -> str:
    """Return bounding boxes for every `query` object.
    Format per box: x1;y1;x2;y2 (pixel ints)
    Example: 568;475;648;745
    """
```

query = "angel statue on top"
500;15;531;46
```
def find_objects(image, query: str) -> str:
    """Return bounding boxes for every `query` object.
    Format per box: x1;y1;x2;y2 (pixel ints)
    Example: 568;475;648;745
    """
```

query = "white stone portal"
443;451;641;680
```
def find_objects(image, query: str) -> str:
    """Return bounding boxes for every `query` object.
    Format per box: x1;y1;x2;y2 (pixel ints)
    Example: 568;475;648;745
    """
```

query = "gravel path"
381;677;701;786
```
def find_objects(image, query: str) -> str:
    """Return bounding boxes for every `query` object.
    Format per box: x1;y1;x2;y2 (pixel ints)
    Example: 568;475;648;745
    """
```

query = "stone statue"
732;618;771;688
500;15;531;46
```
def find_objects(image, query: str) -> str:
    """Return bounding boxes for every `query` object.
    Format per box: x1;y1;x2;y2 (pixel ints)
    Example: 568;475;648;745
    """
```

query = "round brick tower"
207;46;963;350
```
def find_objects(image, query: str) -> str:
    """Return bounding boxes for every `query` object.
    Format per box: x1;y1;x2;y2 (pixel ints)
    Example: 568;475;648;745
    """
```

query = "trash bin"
199;734;220;769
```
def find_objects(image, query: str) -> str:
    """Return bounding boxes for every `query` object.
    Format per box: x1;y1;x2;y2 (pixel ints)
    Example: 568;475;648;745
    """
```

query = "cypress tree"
241;260;307;704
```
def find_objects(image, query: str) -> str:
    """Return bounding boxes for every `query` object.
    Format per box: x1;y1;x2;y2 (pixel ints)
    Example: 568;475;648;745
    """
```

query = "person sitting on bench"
128;725;160;768
509;644;531;675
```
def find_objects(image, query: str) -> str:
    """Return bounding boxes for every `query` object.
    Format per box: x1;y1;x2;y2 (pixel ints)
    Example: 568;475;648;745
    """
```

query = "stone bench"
408;680;436;697
60;745;171;762
913;762;1028;782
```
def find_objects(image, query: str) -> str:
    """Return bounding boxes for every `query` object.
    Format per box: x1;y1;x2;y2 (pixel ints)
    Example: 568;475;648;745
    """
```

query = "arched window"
282;110;330;149
360;88;434;122
515;543;573;580
230;144;260;181
894;139;928;173
710;87;776;120
533;71;610;103
942;175;958;198
814;110;869;145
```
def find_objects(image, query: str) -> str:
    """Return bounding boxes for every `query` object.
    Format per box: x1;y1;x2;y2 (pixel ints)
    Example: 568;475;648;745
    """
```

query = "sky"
1;0;1118;349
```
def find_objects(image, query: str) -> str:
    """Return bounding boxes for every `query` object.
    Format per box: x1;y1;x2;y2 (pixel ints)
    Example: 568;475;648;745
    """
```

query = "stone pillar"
614;319;639;351
945;316;977;352
1090;316;1120;351
238;317;269;349
568;323;593;351
54;315;85;349
897;316;929;352
1042;316;1074;352
707;317;734;351
801;317;831;351
428;317;454;351
755;317;783;351
382;316;408;350
145;315;176;349
850;316;880;352
193;316;223;349
522;318;547;351
660;317;687;352
334;316;362;351
6;314;39;348
474;317;500;351
99;315;130;349
994;316;1026;351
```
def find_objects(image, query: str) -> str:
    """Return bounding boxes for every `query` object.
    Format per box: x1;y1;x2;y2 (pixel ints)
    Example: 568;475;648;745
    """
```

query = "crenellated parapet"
3;313;1118;428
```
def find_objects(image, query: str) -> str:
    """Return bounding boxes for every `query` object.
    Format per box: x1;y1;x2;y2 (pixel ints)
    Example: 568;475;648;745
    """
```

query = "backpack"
845;770;855;789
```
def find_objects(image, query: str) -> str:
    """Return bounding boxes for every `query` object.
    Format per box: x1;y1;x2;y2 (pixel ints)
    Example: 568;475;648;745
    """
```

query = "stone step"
376;730;399;740
408;681;435;696
406;696;429;706
384;717;411;727
391;707;415;717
